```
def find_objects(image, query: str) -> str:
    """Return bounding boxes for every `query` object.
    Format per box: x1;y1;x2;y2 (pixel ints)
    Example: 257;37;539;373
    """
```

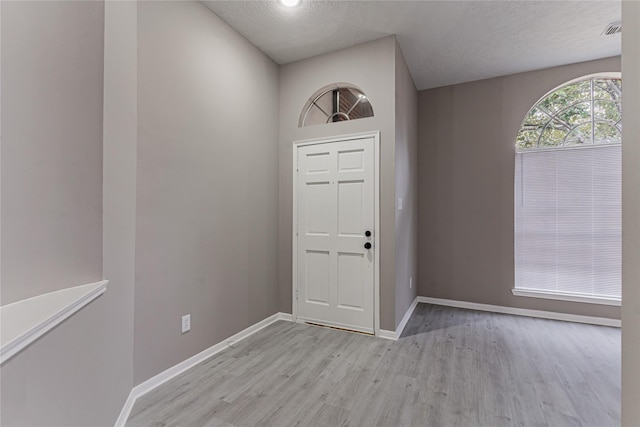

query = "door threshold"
303;321;374;336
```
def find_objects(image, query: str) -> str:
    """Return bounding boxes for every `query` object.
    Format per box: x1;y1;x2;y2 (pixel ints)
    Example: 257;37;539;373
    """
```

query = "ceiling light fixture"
280;0;300;7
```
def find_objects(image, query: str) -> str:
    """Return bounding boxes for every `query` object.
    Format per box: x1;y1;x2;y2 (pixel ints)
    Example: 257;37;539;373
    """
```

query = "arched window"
516;76;621;149
299;83;374;127
514;74;622;304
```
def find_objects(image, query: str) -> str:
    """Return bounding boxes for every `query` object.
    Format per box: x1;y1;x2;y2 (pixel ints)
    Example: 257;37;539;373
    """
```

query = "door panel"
306;182;331;235
306;151;330;173
338;180;364;235
338;149;364;171
296;137;375;333
305;250;330;305
337;252;365;309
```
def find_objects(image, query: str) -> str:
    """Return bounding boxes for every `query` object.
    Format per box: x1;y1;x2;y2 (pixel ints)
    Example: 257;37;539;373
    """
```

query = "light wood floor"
126;303;620;426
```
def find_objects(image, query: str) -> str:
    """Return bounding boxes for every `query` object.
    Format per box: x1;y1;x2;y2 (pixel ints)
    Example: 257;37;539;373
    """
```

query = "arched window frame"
298;83;374;128
513;72;622;306
516;72;622;152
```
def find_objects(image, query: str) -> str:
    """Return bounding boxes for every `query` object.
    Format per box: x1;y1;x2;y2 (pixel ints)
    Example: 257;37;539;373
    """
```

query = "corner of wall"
621;1;640;424
393;38;419;328
414;57;623;321
134;0;280;385
102;0;138;421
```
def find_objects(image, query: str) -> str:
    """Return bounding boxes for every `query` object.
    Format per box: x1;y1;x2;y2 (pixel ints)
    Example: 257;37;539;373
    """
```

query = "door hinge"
296;289;299;300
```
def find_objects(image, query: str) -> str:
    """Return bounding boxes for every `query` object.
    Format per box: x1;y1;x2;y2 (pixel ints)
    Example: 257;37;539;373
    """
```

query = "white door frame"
292;131;381;337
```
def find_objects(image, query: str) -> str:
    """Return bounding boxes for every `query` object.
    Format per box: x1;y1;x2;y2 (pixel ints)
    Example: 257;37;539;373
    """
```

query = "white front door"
295;136;375;334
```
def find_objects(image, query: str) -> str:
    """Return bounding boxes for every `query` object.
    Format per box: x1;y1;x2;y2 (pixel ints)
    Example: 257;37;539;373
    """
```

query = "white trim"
278;312;293;322
395;297;419;339
373;132;380;337
378;329;397;340
1;280;109;365
131;313;284;396
114;389;136;427
417;296;621;328
114;312;293;427
512;288;621;306
517;141;621;154
292;131;381;337
292;143;298;323
376;297;419;341
292;131;381;148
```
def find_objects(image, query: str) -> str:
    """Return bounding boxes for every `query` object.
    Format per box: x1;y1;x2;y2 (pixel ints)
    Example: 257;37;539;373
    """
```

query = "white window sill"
512;288;621;306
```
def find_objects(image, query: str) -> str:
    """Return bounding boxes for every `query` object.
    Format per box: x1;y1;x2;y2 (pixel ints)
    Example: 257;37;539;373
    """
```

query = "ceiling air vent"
602;21;622;36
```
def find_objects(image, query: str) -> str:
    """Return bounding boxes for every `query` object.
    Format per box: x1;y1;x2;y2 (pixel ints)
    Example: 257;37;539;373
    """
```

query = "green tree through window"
516;78;622;151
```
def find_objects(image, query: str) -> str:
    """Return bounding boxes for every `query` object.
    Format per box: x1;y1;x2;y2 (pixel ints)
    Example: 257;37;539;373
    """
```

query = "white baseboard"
278;312;293;322
114;312;293;427
378;296;419;341
115;300;618;424
378;329;397;340
395;297;419;339
114;389;136;427
417;296;621;328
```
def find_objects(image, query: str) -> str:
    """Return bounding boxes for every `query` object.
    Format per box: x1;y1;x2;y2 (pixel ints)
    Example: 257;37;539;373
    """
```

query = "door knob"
364;242;372;249
365;230;372;237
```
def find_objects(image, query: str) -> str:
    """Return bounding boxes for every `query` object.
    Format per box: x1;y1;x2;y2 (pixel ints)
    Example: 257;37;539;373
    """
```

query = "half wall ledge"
0;280;109;365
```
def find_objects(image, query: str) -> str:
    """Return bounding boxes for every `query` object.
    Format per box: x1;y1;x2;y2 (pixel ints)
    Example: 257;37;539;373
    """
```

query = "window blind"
515;144;621;299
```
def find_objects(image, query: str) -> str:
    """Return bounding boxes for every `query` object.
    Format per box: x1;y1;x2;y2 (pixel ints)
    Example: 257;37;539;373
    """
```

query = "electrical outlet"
181;314;191;333
410;277;413;289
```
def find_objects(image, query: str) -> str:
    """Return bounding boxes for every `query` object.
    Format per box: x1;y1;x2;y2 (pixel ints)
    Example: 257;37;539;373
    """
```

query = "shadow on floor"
399;303;491;338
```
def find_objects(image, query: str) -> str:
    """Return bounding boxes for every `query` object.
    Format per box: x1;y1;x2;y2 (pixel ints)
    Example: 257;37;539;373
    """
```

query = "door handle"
364;242;372;250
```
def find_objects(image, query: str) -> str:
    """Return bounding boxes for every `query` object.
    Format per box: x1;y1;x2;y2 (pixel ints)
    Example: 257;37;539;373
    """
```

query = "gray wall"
102;0;137;421
135;1;280;384
621;1;640;423
417;56;621;319
394;42;418;327
278;36;398;331
1;1;103;305
1;1;131;425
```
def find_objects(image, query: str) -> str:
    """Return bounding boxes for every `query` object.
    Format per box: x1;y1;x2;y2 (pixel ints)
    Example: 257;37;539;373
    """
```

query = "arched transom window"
516;76;622;151
299;83;374;127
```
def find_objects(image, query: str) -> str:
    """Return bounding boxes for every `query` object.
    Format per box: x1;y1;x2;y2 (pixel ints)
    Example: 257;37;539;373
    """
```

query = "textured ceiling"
202;0;621;90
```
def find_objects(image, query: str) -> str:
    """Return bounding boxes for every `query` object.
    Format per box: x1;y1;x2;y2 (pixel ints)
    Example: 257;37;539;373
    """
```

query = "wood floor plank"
126;304;620;427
